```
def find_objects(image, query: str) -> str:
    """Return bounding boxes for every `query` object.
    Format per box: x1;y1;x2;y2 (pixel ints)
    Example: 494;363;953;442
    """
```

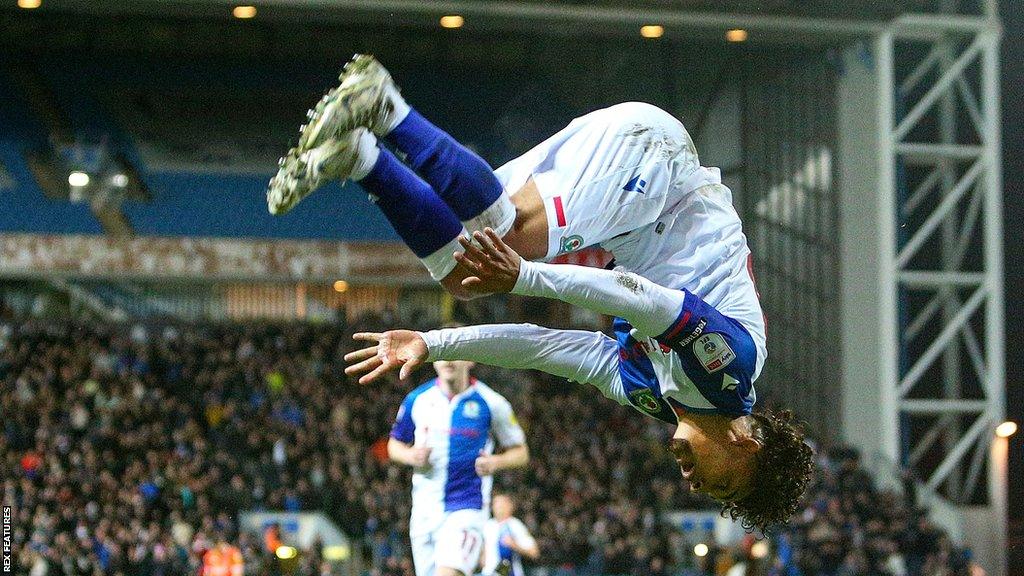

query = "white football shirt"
391;378;526;537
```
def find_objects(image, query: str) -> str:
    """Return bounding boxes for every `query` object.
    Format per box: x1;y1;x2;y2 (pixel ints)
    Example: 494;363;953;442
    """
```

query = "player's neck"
437;378;472;397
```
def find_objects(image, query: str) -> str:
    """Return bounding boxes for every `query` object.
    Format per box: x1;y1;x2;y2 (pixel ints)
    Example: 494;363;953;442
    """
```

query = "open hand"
454;228;522;295
343;330;428;384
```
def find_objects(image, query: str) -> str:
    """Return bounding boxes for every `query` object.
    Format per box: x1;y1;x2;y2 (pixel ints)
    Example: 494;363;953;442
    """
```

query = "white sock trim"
461;191;516;237
420;230;467;281
381;90;412;136
351;129;380;181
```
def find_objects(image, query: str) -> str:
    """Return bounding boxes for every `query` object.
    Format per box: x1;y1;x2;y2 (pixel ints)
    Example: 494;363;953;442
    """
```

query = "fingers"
457;235;489;264
352;332;383;342
460;276;486;290
472;230;501;259
345;355;382;376
359;361;395;385
484;228;507;253
454;251;482;274
343;345;378;363
399;357;422;380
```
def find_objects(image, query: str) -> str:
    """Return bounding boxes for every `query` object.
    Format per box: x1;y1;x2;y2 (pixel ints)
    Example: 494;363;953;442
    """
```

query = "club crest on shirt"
693;333;735;373
559;234;584;254
462;401;481;419
628;389;662;414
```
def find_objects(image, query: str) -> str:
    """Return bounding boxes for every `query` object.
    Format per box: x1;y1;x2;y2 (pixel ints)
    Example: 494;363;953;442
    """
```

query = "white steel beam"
897;285;986;397
895;159;983;267
894;35;985;141
882;10;1004;572
895;143;984;163
902;168;943;217
956;77;985;137
900;44;944;94
898;271;985;287
900;399;988;413
875;29;901;464
925;414;991;491
909;414;955;465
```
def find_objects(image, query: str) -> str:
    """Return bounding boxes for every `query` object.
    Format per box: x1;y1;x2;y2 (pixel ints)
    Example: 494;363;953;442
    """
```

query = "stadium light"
233;5;257;19
440;15;464;29
640;25;664;39
726;29;749;42
323;545;350;561
111;173;129;188
693;543;709;557
18;0;42;8
68;171;90;187
996;421;1018;438
275;545;297;560
333;280;349;293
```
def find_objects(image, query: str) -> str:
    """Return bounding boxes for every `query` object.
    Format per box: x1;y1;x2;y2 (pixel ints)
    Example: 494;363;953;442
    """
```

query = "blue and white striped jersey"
482;517;536;576
391;378;526;537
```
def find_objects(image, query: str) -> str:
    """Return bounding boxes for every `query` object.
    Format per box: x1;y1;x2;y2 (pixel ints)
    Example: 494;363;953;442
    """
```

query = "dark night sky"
1000;0;1023;568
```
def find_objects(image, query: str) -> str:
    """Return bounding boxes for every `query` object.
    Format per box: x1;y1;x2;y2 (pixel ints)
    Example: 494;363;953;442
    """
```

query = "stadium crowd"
0;305;977;576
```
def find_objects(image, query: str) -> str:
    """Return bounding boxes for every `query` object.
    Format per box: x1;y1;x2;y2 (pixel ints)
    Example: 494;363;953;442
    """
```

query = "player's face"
432;359;475;385
669;429;757;503
492;495;513;519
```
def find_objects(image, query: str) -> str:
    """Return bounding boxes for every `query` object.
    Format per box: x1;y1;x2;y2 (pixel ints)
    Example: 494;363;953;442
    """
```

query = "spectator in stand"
203;533;244;576
0;309;975;576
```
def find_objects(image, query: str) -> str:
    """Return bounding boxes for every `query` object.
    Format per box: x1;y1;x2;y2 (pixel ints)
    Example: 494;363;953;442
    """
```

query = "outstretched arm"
455;229;685;337
343;324;628;406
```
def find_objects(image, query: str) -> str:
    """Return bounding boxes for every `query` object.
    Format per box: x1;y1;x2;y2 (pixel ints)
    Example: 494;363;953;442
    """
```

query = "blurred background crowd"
0;303;978;576
0;2;1020;574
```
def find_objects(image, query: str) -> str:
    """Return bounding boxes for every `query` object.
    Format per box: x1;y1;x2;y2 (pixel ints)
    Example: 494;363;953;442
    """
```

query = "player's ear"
732;435;763;454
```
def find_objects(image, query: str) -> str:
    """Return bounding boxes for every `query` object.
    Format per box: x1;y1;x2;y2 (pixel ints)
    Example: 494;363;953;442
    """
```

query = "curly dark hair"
720;407;814;535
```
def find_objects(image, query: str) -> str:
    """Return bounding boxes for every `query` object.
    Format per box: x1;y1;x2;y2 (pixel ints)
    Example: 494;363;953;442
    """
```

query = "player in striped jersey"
389;355;528;576
481;494;539;576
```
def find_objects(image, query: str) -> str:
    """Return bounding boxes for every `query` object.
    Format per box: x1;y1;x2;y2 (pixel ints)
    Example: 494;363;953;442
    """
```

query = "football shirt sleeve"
420;323;630;406
508;518;537;551
488;396;526;448
390;393;417;444
511;260;686;337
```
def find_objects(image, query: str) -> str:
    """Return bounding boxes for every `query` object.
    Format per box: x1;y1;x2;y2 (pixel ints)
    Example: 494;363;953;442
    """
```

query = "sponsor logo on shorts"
462;401;480;419
628;389;662;414
558;235;584;254
693;333;735;373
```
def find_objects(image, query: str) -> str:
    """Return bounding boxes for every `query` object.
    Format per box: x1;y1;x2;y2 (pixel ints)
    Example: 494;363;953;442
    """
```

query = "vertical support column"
836;38;899;470
874;31;901;467
840;14;1005;572
980;29;1007;576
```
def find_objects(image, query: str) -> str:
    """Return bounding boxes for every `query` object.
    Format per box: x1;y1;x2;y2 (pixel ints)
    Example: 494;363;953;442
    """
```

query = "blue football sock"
358;146;463;259
384;108;503;222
